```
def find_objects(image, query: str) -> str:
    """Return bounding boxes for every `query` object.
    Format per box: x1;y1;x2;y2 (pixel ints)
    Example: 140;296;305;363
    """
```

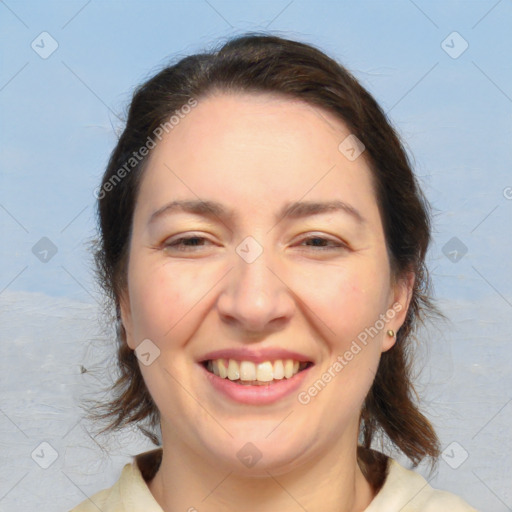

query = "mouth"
201;358;314;386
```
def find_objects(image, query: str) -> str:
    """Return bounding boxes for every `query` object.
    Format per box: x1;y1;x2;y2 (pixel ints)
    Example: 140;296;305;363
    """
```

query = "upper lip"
199;348;315;364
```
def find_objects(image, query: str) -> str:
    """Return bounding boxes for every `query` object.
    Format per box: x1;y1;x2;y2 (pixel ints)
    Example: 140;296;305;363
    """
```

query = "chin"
199;432;309;477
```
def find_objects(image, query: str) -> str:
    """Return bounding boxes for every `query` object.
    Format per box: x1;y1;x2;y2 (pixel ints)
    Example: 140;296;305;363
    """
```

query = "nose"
216;246;295;334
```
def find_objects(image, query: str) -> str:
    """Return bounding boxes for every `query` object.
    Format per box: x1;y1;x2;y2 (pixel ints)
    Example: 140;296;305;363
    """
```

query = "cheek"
294;266;388;421
127;258;223;346
127;261;182;343
289;261;389;345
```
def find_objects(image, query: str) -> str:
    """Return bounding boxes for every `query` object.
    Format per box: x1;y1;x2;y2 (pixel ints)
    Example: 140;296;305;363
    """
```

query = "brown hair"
92;32;441;486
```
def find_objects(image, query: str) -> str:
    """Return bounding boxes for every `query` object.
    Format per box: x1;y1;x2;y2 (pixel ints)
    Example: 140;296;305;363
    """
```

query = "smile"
204;358;312;385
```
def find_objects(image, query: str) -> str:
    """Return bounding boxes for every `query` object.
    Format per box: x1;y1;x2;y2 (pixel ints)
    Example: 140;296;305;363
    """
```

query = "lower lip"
201;363;313;405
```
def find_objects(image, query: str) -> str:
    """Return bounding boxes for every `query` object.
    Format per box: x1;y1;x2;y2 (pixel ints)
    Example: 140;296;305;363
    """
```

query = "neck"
148;426;375;512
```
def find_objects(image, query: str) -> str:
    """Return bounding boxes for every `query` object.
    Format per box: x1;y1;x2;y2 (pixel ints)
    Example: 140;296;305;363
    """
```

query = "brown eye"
164;235;212;251
297;235;347;251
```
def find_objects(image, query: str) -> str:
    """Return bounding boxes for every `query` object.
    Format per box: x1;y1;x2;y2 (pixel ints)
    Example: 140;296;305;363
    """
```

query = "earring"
386;329;395;337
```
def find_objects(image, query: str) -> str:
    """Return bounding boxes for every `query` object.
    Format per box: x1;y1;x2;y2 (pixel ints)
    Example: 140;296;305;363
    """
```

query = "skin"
120;92;413;512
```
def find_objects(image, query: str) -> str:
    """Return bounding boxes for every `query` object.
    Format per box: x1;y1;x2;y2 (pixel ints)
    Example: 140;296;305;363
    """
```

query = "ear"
381;271;415;352
119;289;136;350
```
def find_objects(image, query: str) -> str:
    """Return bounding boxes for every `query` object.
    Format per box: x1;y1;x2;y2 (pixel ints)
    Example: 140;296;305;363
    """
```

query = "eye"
164;235;214;252
296;235;348;251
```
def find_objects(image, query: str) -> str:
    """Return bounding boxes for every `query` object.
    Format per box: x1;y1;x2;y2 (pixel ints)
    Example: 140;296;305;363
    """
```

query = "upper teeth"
207;359;305;381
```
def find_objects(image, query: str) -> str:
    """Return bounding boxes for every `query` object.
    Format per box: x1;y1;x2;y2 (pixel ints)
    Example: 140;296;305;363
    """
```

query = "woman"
72;34;478;511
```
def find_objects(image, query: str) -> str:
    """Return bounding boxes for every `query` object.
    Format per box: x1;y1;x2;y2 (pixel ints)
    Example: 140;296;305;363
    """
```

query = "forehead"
161;91;353;164
136;92;379;225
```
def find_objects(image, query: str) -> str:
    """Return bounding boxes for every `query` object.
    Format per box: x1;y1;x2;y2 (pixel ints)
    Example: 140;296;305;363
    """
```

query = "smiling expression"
120;92;411;475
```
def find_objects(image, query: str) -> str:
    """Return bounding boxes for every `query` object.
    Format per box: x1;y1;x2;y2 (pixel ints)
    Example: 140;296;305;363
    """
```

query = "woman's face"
120;92;411;475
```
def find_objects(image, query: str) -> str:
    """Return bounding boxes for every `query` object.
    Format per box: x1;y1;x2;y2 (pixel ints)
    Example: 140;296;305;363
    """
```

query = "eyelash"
165;236;211;251
164;235;347;252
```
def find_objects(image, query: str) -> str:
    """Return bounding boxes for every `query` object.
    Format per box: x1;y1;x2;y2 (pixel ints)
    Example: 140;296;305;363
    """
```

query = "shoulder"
69;449;163;512
365;457;479;511
69;466;126;512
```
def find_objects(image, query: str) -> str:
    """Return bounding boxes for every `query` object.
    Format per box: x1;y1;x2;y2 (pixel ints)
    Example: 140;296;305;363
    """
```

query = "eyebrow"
148;199;366;226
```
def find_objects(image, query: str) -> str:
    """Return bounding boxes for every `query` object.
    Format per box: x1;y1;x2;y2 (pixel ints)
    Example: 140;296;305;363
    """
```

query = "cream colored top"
70;450;478;511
